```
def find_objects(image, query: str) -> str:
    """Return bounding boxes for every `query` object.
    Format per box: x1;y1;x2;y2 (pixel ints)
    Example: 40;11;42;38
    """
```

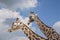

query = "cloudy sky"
0;0;60;40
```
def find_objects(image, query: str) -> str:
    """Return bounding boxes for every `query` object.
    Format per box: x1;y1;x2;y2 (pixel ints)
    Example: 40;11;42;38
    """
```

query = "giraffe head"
8;18;21;32
28;12;36;25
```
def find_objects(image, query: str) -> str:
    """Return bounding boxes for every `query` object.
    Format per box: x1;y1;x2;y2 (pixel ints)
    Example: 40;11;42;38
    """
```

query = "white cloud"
0;8;32;40
9;36;29;40
0;8;20;19
0;0;38;10
53;21;60;34
0;8;20;31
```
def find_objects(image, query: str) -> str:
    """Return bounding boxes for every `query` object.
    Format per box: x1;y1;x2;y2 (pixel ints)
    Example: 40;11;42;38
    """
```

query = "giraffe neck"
33;16;60;40
19;22;46;40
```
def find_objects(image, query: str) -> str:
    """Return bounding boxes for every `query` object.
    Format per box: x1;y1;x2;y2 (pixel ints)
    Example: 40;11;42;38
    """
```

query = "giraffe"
28;12;60;40
8;18;46;40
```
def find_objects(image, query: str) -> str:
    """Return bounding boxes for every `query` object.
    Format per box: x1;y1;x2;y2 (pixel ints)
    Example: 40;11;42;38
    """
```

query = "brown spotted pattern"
28;13;60;40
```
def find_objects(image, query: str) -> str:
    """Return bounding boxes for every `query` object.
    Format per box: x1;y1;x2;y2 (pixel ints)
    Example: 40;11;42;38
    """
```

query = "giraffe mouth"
8;28;12;32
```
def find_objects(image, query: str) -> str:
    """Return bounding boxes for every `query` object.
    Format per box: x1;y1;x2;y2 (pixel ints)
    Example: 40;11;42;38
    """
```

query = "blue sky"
17;0;60;26
0;0;60;40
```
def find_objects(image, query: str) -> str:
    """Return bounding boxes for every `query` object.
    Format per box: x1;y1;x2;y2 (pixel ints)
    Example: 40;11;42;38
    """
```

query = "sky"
0;0;60;40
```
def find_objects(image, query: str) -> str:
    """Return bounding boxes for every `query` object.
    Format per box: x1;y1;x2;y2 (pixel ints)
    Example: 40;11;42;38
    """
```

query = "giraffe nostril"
28;23;30;25
9;30;12;32
8;29;12;32
20;22;22;24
